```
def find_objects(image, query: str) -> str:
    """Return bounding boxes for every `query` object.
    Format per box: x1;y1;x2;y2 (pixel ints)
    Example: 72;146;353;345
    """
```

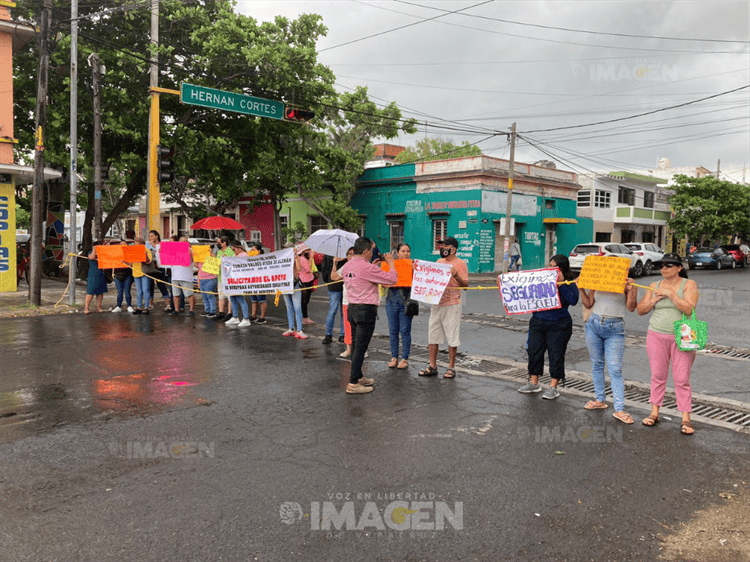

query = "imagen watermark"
517;424;624;444
573;58;677;82
109;438;215;459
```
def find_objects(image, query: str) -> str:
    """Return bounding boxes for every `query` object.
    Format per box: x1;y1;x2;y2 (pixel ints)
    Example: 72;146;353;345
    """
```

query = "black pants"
347;304;378;385
151;268;171;300
527;315;573;382
300;280;315;318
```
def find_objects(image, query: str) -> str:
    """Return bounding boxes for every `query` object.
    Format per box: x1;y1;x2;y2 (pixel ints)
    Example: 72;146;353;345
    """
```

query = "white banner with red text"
221;248;294;296
411;259;453;305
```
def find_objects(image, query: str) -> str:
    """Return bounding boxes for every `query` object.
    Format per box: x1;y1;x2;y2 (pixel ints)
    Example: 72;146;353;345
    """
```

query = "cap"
653;252;682;267
438;237;458;249
296;243;310;255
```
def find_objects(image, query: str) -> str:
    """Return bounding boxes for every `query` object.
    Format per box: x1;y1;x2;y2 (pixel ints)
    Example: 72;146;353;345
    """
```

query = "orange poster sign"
381;259;413;287
122;245;147;263
96;245;126;269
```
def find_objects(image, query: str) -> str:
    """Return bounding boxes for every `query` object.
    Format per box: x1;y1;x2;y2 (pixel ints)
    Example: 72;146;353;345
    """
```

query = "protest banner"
191;245;212;263
95;245;127;269
411;259;453;304
159;241;191;267
498;268;561;315
577;255;631;293
201;256;221;276
122;245;147;264
221;247;294;295
380;259;413;287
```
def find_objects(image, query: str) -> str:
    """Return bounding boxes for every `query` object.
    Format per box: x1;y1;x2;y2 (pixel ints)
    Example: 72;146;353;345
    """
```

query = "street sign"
180;83;283;120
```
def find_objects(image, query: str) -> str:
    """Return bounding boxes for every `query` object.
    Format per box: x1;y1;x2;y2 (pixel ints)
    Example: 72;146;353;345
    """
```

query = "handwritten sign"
96;245;128;269
221;248;294;296
498;268;561;315
191;245;212;263
159;241;191;267
577;255;631;293
123;245;147;264
411;260;452;304
201;255;221;276
380;259;413;287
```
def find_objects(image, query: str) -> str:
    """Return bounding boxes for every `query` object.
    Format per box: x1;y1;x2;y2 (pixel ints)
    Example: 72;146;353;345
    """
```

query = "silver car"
569;243;645;277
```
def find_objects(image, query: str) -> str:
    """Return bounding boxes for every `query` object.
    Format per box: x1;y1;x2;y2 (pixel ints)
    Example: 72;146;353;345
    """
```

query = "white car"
624;243;665;276
569;243;645;277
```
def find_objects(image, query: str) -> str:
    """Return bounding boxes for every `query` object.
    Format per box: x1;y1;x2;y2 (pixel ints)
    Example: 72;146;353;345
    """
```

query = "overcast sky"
239;0;749;180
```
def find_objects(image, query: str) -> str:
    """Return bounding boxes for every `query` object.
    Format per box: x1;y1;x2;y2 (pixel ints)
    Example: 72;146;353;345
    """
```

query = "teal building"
351;156;593;273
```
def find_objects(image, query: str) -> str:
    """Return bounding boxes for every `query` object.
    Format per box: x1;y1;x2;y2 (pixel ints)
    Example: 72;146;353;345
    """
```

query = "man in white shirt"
170;235;196;316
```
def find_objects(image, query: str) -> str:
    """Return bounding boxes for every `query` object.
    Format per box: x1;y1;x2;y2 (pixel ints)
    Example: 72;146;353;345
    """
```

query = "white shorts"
428;303;462;348
172;280;194;297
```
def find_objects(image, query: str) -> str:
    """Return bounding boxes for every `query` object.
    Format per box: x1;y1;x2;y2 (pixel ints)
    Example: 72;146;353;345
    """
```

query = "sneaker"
200;312;211;317
214;312;225;320
542;387;560;400
127;306;134;313
133;309;142;315
346;383;373;394
247;316;257;322
518;382;542;394
111;307;121;313
255;318;267;325
322;335;333;344
238;319;251;327
302;318;315;325
359;377;374;386
170;310;179;316
225;317;240;325
338;336;345;343
186;311;195;317
142;309;149;315
295;331;309;340
282;329;296;337
339;350;351;358
206;313;216;318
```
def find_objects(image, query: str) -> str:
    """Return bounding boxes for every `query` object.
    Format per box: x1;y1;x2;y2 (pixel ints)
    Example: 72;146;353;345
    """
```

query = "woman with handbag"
130;237;153;315
297;245;316;325
146;230;172;311
636;253;699;435
84;242;108;314
386;243;414;370
283;249;307;339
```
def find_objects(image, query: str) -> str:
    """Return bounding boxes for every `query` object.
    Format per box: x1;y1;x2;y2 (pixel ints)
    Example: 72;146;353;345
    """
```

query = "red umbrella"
190;216;245;230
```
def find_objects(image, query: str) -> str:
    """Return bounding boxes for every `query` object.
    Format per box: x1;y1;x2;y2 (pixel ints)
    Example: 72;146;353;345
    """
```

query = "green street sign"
180;83;283;120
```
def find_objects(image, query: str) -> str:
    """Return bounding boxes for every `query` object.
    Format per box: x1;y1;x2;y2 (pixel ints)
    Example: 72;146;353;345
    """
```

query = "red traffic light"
284;107;315;122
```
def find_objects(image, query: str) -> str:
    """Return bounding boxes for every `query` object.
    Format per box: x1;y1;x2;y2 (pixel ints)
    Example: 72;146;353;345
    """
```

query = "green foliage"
667;175;750;242
281;220;307;242
15;204;31;229
395;137;482;164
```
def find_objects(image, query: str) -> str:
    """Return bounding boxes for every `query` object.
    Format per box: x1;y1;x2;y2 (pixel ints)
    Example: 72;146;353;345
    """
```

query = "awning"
543;217;578;224
0;164;63;185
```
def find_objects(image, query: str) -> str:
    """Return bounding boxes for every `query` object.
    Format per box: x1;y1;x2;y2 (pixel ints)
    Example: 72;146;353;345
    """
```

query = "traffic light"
157;145;175;183
284;106;315;123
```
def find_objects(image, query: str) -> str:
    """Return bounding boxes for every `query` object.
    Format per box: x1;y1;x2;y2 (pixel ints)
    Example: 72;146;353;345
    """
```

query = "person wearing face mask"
214;236;233;320
419;237;469;379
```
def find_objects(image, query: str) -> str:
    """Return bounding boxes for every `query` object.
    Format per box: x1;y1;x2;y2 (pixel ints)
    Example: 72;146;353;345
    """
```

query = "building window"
594;190;611;208
357;217;366;238
618;186;635;205
389;221;404;252
309;215;328;235
545;199;555;210
250;230;262;243
643;191;654;208
577;190;591;207
433;219;448;252
279;215;288;233
595;232;611;242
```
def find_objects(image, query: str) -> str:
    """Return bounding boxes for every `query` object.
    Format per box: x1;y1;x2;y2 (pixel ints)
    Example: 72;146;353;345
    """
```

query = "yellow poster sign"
0;183;17;293
191;245;212;263
201;255;221;275
577;255;631;294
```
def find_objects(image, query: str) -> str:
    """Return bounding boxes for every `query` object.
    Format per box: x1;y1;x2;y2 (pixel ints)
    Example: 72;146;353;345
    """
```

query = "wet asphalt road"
2;296;750;561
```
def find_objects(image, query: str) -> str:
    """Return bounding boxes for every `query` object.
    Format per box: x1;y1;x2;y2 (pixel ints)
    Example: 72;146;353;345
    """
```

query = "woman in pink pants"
636;253;699;435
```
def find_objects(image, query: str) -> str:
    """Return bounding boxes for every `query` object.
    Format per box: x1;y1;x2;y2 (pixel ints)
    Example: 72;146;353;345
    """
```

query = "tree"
395;137;482;164
667;174;750;244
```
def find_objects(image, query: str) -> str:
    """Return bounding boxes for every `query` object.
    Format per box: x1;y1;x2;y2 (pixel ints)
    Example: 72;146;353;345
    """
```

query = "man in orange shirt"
419;237;469;379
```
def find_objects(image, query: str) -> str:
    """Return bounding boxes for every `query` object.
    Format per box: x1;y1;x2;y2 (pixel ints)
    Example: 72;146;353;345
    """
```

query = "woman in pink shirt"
297;245;316;325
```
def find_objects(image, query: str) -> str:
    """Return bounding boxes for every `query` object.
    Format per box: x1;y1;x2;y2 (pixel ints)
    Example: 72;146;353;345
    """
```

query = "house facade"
351;156;593;273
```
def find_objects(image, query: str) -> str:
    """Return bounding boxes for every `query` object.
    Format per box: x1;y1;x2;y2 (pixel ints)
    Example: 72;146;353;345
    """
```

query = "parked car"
720;245;747;268
688;247;736;270
624;243;665;276
569;243;645;277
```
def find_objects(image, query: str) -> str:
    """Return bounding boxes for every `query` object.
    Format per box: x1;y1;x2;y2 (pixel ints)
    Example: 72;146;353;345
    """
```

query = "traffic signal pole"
147;91;160;233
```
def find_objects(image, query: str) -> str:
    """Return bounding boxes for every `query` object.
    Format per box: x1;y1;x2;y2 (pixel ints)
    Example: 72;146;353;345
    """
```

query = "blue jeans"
134;276;151;309
510;255;521;271
284;290;304;332
230;294;249;320
325;290;344;338
114;276;133;308
585;313;626;411
199;278;218;314
386;290;412;359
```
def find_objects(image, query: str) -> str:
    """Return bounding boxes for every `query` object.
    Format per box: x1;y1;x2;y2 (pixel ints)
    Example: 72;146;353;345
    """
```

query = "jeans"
114;276;133;308
386;289;412;360
134;276;151;309
527;314;573;382
199;278;218;314
284;290;304;332
325;290;345;337
348;304;378;385
510;255;521;271
230;294;249;320
585;313;626;411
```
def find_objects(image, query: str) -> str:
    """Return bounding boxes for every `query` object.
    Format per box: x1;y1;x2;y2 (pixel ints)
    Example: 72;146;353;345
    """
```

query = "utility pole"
502;122;516;274
69;0;78;304
89;52;103;240
146;0;161;233
716;159;721;179
29;0;53;306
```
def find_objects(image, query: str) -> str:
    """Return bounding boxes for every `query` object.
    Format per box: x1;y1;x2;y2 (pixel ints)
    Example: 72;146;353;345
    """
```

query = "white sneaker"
238;319;251;327
111;307;121;313
225;317;240;325
127;306;134;313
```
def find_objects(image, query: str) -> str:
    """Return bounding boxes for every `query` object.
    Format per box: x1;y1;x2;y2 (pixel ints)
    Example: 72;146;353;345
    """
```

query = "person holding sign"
386;243;414;370
130;237;153;315
419;237;469;379
636;253;699;435
226;240;252;327
579;273;638;424
84;242;108;314
518;255;578;399
214;236;234;321
170;236;196;317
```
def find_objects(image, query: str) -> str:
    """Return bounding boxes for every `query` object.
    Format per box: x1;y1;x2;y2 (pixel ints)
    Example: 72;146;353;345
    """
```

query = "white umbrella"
302;229;359;259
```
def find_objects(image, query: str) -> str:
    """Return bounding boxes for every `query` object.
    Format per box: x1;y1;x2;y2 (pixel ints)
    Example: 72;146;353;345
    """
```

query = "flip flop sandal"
388;359;398;368
642;415;660;427
680;421;694;435
397;360;409;369
613;411;634;424
443;368;456;379
585;400;609;410
418;366;438;377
